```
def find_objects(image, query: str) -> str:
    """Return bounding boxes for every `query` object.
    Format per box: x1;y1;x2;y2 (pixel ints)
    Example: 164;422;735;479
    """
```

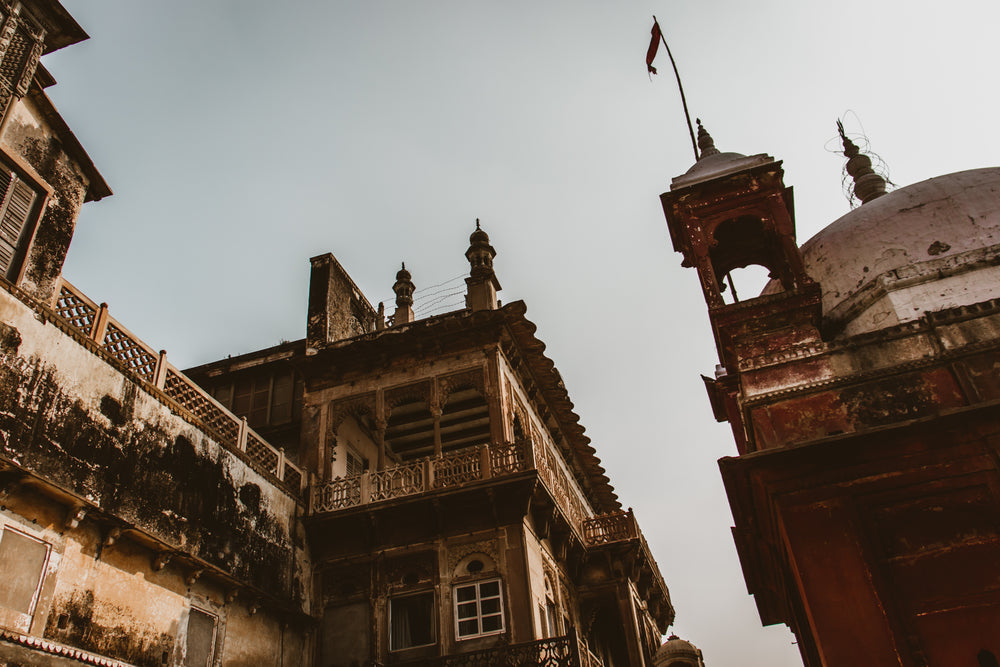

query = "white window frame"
453;578;505;641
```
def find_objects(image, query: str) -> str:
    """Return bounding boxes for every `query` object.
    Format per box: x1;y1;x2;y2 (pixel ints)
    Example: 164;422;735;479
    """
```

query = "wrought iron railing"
51;279;306;499
396;630;591;666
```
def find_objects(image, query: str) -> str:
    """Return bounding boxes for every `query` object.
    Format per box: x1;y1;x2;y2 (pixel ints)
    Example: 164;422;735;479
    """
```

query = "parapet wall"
0;282;312;665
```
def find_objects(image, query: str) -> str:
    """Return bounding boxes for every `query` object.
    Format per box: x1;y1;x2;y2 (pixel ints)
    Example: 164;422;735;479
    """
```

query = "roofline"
27;85;111;201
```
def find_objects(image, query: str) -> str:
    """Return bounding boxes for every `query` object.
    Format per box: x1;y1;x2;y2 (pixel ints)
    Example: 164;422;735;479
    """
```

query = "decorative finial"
837;119;887;205
465;219;500;311
696;119;720;159
392;262;415;324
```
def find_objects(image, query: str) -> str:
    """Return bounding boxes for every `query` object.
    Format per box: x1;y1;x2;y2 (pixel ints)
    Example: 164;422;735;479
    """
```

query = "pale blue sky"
44;2;1000;664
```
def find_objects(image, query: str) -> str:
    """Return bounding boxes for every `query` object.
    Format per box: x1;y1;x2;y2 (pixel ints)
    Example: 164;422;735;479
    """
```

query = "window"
345;448;366;477
0;526;50;616
454;579;504;640
0;166;40;282
390;591;435;650
185;607;218;667
212;371;296;428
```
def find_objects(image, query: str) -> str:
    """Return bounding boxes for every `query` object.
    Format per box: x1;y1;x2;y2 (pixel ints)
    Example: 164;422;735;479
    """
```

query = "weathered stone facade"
0;2;677;665
188;226;674;666
663;124;1000;665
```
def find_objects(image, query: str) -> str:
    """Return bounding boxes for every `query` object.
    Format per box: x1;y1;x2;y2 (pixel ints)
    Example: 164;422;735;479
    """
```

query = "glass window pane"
456;585;476;602
482;615;502;632
391;592;434;650
481;598;500;614
457;602;477;619
479;581;499;597
458;619;478;636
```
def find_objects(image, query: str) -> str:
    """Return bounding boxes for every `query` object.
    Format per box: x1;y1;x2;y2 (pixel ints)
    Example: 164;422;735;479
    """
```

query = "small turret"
838;120;887;205
465;219;501;311
392;262;415;325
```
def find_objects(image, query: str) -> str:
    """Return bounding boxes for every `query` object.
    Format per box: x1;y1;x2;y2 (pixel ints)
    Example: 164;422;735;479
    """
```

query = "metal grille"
437;635;575;667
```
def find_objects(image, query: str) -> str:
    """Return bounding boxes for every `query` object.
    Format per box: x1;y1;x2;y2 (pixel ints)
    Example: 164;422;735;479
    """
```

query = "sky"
43;2;1000;665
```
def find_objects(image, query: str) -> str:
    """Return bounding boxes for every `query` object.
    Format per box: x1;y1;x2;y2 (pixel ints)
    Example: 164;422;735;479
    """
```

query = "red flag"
646;21;661;74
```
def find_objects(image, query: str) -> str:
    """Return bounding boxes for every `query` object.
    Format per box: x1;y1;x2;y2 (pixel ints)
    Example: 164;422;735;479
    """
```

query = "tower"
660;122;822;453
663;124;1000;665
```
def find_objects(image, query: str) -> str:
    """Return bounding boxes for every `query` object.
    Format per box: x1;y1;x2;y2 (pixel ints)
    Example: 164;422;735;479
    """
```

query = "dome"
786;167;1000;336
653;635;703;667
670;151;775;190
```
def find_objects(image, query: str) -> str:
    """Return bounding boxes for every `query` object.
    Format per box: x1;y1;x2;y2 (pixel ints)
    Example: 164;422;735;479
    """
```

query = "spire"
392;262;415;325
465;219;501;311
838;120;887;205
696;119;720;159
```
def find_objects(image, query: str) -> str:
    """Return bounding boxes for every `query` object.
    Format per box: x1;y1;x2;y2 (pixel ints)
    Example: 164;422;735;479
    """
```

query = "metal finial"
695;119;720;159
475;218;481;230
837;119;886;205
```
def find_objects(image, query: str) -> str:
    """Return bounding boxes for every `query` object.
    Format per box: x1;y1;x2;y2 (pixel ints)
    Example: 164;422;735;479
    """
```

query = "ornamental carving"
383;551;436;587
328;393;376;433
447;539;499;575
439;368;486;405
384;381;430;415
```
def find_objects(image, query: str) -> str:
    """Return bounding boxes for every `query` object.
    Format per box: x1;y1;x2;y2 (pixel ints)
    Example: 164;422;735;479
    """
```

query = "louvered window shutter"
0;168;38;280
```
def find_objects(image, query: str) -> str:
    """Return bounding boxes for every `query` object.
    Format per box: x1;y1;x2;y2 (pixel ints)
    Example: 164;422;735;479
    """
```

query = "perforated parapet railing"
50;278;306;499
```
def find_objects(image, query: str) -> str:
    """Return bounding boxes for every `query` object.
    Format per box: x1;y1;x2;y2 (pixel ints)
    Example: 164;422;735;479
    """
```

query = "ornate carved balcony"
392;629;603;667
310;436;604;540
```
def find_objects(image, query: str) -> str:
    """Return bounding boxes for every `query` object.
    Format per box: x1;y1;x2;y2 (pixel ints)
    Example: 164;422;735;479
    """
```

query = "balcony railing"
312;441;529;513
312;437;654;558
50;278;305;498
394;628;602;667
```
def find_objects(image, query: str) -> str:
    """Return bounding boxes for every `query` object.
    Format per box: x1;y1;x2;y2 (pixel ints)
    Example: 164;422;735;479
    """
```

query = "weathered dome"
670;150;775;190
653;635;703;667
786;167;1000;336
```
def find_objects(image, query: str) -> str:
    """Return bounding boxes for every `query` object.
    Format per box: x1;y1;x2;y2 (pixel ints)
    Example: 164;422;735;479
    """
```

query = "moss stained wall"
0;288;310;606
1;95;92;304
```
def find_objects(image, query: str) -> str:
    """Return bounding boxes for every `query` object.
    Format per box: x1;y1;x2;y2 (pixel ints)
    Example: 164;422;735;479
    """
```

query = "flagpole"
653;16;698;161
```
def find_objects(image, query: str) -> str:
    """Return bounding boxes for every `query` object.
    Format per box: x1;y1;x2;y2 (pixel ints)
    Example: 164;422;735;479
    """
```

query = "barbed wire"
826;110;895;209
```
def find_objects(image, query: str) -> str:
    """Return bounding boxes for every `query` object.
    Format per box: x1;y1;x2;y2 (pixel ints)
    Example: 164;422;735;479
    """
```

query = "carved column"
375;388;387;470
430;378;443;457
484;348;505;444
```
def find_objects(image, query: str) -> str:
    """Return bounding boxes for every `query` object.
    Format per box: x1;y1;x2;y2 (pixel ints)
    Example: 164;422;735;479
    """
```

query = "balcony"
392;629;604;667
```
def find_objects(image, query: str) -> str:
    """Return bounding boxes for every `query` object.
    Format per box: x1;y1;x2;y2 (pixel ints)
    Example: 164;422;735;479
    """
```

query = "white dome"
796;167;1000;336
653;635;704;666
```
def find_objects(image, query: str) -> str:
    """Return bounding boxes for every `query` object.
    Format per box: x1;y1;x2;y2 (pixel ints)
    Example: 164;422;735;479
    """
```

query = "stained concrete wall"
0;285;313;666
1;93;94;304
